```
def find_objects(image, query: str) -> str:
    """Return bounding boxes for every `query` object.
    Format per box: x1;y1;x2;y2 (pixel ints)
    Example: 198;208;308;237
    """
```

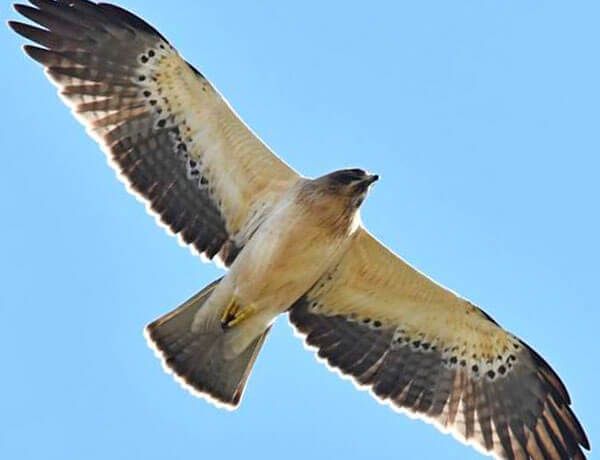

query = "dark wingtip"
7;20;28;41
569;405;591;450
13;3;34;16
97;2;169;43
10;20;38;42
22;44;49;64
9;19;59;49
7;20;19;32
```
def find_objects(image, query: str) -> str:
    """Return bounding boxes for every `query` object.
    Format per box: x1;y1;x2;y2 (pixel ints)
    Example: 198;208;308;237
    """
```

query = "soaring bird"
9;2;590;460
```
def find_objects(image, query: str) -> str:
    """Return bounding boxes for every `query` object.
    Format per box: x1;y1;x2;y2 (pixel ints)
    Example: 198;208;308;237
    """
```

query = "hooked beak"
355;173;379;193
366;174;379;185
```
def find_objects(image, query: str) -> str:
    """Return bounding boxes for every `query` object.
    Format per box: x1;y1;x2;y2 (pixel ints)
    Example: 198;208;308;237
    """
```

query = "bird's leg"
220;296;255;329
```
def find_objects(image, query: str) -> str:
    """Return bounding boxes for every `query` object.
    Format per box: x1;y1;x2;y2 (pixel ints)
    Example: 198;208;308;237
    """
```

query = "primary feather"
289;230;589;460
10;0;298;266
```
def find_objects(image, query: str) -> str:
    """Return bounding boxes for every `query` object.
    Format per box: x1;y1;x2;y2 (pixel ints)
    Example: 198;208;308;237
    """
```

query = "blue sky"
1;1;598;459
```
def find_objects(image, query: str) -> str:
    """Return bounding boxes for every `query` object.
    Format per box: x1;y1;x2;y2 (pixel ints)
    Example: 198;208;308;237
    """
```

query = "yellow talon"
227;307;254;327
221;297;254;329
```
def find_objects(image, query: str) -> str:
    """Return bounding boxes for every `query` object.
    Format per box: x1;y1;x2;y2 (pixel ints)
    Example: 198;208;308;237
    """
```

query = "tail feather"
144;278;269;408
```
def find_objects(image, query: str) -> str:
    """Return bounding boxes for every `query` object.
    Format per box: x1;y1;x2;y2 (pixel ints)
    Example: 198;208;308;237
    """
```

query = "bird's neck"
295;185;360;238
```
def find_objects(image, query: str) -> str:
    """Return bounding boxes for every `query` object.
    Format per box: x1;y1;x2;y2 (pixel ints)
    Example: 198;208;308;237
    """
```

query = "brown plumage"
9;2;590;460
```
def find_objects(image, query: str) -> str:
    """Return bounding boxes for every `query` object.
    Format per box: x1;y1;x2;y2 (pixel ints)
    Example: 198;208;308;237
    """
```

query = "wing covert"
10;0;299;266
289;228;589;460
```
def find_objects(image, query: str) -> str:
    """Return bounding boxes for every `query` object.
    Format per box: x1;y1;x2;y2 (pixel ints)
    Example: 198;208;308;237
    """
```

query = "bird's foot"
220;297;255;329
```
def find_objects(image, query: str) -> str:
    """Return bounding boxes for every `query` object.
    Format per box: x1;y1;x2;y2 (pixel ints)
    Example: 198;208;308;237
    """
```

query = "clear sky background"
1;1;598;459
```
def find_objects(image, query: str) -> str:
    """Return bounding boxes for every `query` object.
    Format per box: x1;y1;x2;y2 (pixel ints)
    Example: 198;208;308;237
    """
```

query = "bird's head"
315;168;379;209
296;168;379;232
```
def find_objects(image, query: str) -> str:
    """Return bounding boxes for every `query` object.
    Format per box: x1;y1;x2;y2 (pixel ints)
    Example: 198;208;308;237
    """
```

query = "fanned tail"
145;278;269;408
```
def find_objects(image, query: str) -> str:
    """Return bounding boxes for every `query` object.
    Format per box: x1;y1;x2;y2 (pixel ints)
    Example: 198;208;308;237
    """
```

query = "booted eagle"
10;2;589;460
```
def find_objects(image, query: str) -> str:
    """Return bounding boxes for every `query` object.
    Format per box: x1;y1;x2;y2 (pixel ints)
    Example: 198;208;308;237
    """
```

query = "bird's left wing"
289;228;589;460
10;0;299;266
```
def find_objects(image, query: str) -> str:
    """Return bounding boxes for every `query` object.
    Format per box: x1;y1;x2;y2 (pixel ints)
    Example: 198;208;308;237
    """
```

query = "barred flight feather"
289;229;589;460
10;0;299;266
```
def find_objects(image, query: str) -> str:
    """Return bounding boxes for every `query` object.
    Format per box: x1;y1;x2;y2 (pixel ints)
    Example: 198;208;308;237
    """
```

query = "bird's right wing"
10;0;300;266
289;228;589;460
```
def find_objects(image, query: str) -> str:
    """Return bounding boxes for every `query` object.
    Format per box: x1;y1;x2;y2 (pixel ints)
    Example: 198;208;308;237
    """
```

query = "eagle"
9;2;590;460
